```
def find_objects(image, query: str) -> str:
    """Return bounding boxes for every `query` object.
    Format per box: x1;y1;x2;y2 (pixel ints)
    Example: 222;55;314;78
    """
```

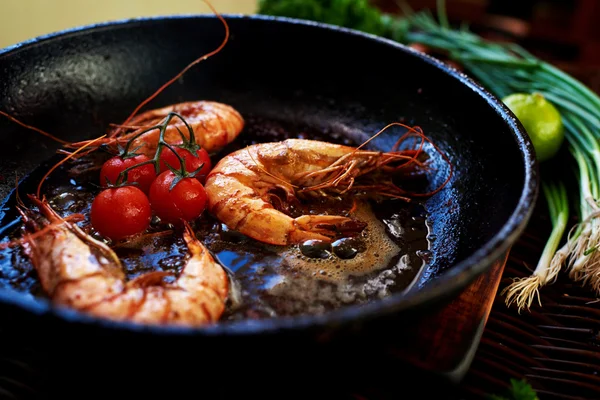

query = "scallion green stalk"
258;0;600;310
401;4;600;310
502;181;569;311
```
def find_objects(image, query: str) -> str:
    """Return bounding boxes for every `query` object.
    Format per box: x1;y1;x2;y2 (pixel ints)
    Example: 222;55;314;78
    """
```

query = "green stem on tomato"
120;124;165;156
116;112;193;186
172;115;202;156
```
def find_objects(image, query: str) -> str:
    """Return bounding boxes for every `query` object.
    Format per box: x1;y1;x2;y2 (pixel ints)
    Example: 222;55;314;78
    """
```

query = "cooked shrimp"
68;100;244;157
205;137;443;246
17;195;228;326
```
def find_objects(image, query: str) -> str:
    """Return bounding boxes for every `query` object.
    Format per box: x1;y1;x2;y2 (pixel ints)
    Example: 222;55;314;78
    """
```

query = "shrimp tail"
182;221;215;264
183;220;200;249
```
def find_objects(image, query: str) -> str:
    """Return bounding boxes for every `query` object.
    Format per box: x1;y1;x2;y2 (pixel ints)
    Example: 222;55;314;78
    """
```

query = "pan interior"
0;16;531;324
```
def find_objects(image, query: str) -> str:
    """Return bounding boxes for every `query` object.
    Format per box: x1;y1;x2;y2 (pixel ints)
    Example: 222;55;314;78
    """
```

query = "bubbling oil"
0;115;432;321
280;201;401;281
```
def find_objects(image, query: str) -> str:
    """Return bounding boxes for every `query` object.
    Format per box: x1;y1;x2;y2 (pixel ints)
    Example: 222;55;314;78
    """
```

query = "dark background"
374;0;600;92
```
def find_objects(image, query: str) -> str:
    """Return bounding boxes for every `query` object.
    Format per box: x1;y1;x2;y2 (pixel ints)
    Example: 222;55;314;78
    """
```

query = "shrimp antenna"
110;0;230;138
14;175;25;209
0;213;85;250
0;110;68;145
355;122;424;152
399;128;454;198
355;122;453;197
37;135;107;199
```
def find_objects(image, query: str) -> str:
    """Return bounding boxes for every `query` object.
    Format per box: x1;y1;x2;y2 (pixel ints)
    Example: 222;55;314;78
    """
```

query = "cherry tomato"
91;186;152;241
159;144;211;183
149;170;207;225
100;155;156;193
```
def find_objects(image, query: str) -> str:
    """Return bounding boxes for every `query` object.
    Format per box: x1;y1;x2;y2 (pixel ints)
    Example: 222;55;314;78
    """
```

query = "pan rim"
0;13;539;335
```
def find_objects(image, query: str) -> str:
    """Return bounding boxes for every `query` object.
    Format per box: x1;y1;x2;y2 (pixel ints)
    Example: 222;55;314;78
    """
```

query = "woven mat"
461;202;600;399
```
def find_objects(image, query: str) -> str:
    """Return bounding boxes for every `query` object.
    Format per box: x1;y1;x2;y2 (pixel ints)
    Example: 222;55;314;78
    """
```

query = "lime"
502;92;565;162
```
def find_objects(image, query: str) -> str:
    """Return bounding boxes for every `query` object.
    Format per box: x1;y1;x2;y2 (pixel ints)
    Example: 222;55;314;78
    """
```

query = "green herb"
503;180;569;311
258;0;407;39
258;0;600;307
488;379;539;400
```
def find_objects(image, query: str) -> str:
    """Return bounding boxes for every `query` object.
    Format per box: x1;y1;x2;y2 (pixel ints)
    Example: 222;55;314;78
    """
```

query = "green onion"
399;6;600;308
258;0;600;310
502;181;569;311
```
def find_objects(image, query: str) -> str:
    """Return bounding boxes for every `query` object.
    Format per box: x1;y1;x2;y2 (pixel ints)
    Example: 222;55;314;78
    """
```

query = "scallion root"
502;181;569;312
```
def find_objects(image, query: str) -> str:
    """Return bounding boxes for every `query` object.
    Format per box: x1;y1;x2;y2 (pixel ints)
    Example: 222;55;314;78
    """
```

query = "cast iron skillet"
0;14;537;397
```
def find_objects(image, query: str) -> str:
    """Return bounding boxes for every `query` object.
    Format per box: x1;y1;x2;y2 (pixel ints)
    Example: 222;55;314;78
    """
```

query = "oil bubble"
332;237;367;259
299;240;332;259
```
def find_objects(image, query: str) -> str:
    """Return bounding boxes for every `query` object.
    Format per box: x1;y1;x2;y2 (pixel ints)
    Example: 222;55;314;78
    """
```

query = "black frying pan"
0;15;537;399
